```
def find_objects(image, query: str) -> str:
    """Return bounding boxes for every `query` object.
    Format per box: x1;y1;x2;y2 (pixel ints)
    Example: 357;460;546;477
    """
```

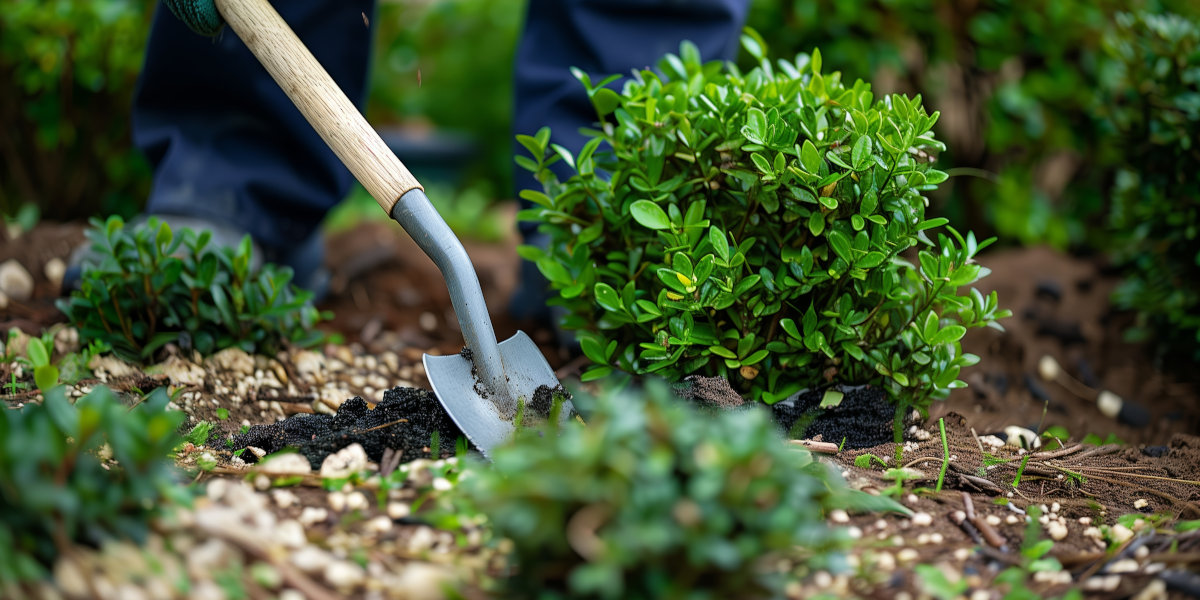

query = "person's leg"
132;0;375;292
510;0;750;321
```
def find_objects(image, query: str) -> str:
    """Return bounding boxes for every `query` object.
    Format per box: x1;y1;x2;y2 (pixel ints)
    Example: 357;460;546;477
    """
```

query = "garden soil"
4;218;1200;597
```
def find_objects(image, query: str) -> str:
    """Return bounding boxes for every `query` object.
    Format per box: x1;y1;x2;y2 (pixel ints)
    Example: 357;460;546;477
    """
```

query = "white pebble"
1097;390;1124;419
1107;558;1139;574
1084;575;1121;592
1038;355;1061;381
1047;521;1068;541
1111;524;1134;544
275;520;307;548
896;548;919;563
325;561;365;590
328;491;346;512
875;552;895;572
830;509;849;523
985;515;1001;526
387;502;411;520
930;533;944;544
910;512;932;527
344;491;368;512
290;546;330;573
272;489;299;509
298;507;328;527
1134;498;1148;509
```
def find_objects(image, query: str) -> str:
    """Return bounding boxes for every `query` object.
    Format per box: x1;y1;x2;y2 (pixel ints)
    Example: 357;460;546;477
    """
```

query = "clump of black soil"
528;384;570;417
229;387;468;469
674;376;748;411
770;385;896;449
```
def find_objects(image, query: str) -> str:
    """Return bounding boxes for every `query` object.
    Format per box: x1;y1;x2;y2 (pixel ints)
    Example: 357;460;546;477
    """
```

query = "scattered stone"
206;348;255;376
830;509;849;524
275;520;307;548
392;563;456;600
320;443;370;479
1132;579;1167;600
0;259;34;301
1134;498;1149;509
1084;575;1121;592
1003;426;1041;449
290;546;331;573
910;512;932;527
387;502;411;520
257;453;313;475
1111;524;1135;544
325;560;366;591
1047;521;1068;541
150;356;206;386
271;489;299;509
1107;558;1139;574
298;507;328;527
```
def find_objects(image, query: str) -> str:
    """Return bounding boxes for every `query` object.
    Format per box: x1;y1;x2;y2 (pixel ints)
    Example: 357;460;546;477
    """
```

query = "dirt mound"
229;387;468;468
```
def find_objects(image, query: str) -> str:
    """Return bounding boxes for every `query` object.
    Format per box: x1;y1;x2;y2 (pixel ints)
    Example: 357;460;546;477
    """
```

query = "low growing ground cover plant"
57;216;326;361
0;386;184;586
463;379;904;599
518;36;1009;419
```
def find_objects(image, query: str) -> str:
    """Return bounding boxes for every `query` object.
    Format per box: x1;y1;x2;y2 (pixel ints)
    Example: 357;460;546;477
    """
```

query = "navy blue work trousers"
133;0;747;293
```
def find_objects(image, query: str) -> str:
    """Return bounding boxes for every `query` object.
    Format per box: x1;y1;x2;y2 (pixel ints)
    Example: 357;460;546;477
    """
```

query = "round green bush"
518;37;1008;415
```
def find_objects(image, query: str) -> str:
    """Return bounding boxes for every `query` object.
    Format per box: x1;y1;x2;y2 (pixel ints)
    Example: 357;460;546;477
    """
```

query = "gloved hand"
161;0;225;36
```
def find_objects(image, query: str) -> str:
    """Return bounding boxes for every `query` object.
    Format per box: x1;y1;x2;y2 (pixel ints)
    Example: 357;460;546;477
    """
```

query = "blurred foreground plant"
57;216;325;362
463;380;906;599
0;386;183;585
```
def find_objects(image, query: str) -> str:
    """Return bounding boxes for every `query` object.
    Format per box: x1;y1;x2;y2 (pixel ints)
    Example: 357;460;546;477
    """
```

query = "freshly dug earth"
230;388;468;468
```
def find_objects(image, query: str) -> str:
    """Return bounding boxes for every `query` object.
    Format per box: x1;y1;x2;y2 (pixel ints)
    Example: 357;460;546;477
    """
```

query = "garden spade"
185;0;565;457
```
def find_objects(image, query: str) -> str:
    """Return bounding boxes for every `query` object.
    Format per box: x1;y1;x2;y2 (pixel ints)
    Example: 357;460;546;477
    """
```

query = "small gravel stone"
1084;575;1120;592
328;491;347;512
875;552;895;572
985;515;1002;526
258;452;314;475
1132;579;1167;600
299;507;328;527
387;502;411;520
910;512;932;527
830;509;849;523
344;491;368;512
1047;521;1068;540
393;564;456;600
272;489;300;509
1134;498;1149;509
896;548;919;563
320;443;370;479
1111;524;1135;544
1107;558;1139;573
275;519;307;548
0;259;34;301
324;561;366;590
290;546;331;573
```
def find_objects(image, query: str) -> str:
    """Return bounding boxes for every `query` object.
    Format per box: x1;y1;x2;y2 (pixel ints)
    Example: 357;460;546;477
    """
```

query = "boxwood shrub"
517;35;1009;416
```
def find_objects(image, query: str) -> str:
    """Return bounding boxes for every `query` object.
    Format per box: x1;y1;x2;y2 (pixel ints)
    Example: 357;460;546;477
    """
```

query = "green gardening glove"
161;0;225;36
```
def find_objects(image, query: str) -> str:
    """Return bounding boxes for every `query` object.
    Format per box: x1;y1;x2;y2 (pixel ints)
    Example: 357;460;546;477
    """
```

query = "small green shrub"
57;216;326;362
0;386;184;583
518;38;1008;415
463;380;904;599
1096;12;1200;364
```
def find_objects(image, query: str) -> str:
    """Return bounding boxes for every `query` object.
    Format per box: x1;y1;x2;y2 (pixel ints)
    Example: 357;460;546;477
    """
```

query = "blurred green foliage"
367;0;525;198
1098;12;1200;364
464;379;906;599
745;0;1199;248
0;0;154;220
0;386;183;585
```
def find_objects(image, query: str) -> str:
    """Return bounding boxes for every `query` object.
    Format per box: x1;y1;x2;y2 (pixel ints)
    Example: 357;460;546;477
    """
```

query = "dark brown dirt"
228;387;468;468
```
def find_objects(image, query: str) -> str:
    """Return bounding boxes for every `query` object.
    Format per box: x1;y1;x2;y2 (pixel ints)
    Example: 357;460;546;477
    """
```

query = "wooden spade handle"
214;0;421;215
